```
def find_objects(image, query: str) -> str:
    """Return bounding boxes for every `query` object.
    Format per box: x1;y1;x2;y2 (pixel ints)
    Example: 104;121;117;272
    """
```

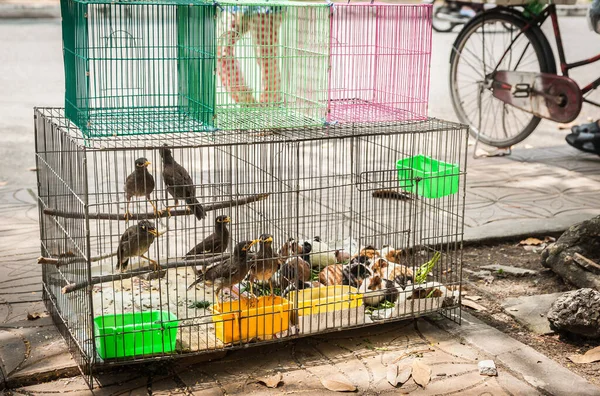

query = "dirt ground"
461;238;600;385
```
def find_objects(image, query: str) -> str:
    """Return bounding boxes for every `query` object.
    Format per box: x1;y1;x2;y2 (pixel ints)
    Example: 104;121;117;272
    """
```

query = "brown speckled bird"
187;239;259;297
249;234;282;296
116;220;159;272
124;157;156;220
186;215;231;275
159;145;206;220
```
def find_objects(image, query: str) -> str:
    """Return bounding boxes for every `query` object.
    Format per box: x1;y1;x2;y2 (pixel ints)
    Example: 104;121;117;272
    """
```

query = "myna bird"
185;215;231;275
249;233;282;296
187;239;259;297
116;220;159;272
159;145;206;220
124;157;156;220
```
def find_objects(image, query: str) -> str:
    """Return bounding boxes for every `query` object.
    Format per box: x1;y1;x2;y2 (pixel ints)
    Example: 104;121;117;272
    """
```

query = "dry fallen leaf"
257;372;283;388
27;312;42;320
464;295;482;301
396;366;412;385
544;236;556;243
387;364;399;386
568;346;600;364
461;299;488;311
519;237;544;246
411;361;431;388
320;377;357;392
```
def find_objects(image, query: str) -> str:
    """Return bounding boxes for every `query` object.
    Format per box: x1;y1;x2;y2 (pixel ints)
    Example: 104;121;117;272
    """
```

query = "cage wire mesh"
36;108;467;376
215;0;331;130
328;3;432;124
60;0;216;138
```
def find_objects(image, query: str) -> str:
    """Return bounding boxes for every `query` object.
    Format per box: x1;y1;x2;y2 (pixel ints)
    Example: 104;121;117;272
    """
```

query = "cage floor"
82;108;212;137
215;106;325;130
328;100;427;123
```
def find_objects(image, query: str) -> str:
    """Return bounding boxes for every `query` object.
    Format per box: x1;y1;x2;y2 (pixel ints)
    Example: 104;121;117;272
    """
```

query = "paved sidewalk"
0;315;592;395
1;143;599;392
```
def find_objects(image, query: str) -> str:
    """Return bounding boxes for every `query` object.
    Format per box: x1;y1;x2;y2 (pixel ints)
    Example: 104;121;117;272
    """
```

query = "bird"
123;157;156;220
116;220;159;272
277;256;311;291
358;275;400;307
159;145;206;220
370;257;413;289
185;215;231;275
187;239;259;298
249;233;282;296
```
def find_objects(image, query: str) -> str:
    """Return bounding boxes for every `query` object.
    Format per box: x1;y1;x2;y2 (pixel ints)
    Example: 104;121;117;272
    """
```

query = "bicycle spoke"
450;12;546;147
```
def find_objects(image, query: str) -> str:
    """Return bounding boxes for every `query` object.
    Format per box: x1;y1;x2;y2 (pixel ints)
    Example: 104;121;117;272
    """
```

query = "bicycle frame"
493;4;600;107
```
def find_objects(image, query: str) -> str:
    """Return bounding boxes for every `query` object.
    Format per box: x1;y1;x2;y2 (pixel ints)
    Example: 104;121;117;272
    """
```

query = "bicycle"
448;1;600;149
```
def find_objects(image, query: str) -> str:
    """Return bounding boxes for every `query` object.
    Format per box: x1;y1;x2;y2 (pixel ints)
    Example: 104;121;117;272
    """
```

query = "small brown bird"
370;257;413;288
159;145;206;220
279;256;311;291
319;264;344;286
186;215;231;275
249;233;282;296
116;220;159;272
187;239;259;297
124;157;156;220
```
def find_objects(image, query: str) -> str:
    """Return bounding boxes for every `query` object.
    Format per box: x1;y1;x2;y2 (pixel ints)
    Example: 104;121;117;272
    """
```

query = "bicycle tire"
449;10;556;147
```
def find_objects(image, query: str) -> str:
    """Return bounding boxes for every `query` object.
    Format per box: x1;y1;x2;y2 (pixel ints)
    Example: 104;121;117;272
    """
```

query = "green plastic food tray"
94;311;178;359
396;155;459;199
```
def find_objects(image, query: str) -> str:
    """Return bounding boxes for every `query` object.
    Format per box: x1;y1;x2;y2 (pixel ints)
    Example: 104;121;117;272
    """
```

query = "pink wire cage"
328;3;433;124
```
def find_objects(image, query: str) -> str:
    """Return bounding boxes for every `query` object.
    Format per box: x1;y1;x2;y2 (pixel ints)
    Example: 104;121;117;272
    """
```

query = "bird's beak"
248;239;260;248
263;236;273;243
148;228;159;237
224;216;231;223
144;161;151;167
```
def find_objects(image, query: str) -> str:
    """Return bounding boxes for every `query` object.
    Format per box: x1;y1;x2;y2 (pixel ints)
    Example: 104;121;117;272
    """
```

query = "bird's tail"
187;272;205;291
185;197;206;220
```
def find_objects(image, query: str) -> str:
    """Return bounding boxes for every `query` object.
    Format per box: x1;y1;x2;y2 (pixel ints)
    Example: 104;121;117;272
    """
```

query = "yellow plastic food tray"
287;285;363;316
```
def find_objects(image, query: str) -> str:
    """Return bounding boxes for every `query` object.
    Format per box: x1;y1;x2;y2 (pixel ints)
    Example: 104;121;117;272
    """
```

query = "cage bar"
60;0;216;137
214;0;331;130
35;108;466;380
328;3;433;124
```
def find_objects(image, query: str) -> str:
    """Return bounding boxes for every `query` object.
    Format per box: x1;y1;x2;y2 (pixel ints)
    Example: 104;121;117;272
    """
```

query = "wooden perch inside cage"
60;254;230;294
43;193;270;221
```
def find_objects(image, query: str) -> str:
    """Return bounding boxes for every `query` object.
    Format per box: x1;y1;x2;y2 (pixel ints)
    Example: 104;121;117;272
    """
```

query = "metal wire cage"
215;0;331;130
60;0;216;138
328;3;433;124
35;108;467;383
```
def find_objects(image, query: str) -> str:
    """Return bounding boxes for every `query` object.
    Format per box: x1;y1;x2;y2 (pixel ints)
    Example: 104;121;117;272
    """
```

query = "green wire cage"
61;0;216;138
214;0;331;130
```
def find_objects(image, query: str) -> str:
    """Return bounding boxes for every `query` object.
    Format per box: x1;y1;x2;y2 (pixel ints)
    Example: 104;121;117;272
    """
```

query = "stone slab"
501;293;564;335
437;312;600;396
481;264;538;276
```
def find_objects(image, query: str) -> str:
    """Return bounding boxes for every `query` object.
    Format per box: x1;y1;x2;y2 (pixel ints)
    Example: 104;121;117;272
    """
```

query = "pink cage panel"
328;4;432;124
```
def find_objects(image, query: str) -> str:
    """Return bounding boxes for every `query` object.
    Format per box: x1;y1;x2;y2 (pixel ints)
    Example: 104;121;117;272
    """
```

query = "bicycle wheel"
449;11;555;147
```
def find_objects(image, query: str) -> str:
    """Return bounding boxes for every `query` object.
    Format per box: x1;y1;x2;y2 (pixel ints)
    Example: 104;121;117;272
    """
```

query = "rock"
480;264;537;276
541;215;600;290
547;289;600;338
478;360;497;376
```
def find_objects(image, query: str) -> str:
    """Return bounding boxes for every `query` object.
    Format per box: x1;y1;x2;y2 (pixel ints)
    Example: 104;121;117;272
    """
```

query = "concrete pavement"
1;11;600;396
5;314;600;395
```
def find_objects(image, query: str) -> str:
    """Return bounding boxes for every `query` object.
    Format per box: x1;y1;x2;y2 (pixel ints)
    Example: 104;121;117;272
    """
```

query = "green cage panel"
60;0;216;137
214;0;331;130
